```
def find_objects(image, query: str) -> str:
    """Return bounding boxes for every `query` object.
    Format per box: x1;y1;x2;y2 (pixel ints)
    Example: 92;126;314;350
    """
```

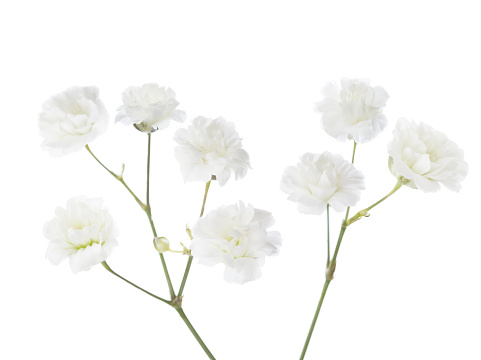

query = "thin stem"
331;223;347;264
147;133;152;215
178;179;212;297
346;180;403;226
178;256;194;298
101;261;171;305
351;140;357;163
301;141;357;359
85;145;145;209
299;280;331;360
344;141;358;222
145;134;175;300
300;223;347;360
200;179;212;217
326;205;330;266
176;308;216;359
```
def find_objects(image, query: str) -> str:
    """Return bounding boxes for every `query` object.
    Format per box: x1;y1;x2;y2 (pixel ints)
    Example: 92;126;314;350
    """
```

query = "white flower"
174;116;250;186
315;78;389;143
388;118;468;192
38;86;109;156
44;196;119;273
115;83;186;133
191;202;281;284
280;152;365;215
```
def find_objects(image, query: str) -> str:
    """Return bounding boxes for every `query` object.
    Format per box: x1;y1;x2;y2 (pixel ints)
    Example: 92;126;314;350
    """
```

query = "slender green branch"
85;145;145;209
147;133;152;214
178;179;212;297
301;140;357;359
344;141;358;222
299;280;331;360
346;180;403;226
300;221;347;360
351;140;357;163
326;205;330;266
101;261;171;305
200;179;212;218
300;179;404;358
178;256;194;298
145;134;175;300
176;308;216;359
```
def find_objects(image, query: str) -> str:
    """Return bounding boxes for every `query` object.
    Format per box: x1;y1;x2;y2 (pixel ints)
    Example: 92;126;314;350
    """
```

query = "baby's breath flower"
315;78;389;143
388;118;468;192
281;152;365;215
174;117;250;186
44;196;118;273
39;86;109;156
191;202;281;284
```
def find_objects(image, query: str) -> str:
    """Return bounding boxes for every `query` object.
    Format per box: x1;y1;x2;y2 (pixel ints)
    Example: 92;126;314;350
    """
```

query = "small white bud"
153;237;170;253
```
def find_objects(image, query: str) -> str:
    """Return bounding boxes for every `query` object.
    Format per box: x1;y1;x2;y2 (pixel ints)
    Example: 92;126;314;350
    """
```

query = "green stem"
326;205;330;266
299;280;331;360
178;179;212;297
85;145;145;209
101;261;171;305
351;141;357;163
300;222;347;360
344;141;357;222
301;140;357;359
346;180;403;226
176;308;216;359
199;179;212;218
145;133;175;300
178;256;194;298
300;179;403;358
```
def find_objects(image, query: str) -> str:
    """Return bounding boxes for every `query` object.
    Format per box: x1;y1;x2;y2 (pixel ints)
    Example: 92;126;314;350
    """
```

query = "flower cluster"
191;202;282;284
44;196;118;273
174;116;251;186
38;86;109;156
281;152;365;215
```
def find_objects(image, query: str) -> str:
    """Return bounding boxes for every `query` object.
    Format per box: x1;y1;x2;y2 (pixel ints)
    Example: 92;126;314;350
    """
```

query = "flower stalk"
178;178;212;297
102;261;171;305
345;179;403;226
145;133;176;300
85;145;145;209
176;308;216;360
300;179;403;359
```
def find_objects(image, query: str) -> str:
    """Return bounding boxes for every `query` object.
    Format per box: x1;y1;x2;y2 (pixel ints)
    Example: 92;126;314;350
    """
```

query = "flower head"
44;196;119;273
174;116;250;186
191;202;281;284
315;78;389;143
39;86;109;156
388;118;468;192
280;152;365;215
115;83;186;133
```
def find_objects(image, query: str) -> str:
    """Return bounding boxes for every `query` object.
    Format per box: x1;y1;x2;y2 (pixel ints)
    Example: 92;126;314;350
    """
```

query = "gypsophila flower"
174;116;250;186
280;152;365;215
38;86;109;156
388;118;468;192
115;83;186;133
44;196;119;273
191;202;281;284
315;78;389;143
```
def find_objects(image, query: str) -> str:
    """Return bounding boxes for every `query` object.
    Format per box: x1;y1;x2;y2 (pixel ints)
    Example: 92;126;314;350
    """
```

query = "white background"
1;1;480;359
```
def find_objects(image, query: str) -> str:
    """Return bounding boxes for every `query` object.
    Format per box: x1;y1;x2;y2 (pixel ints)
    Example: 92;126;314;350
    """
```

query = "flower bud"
153;237;170;253
185;225;193;240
